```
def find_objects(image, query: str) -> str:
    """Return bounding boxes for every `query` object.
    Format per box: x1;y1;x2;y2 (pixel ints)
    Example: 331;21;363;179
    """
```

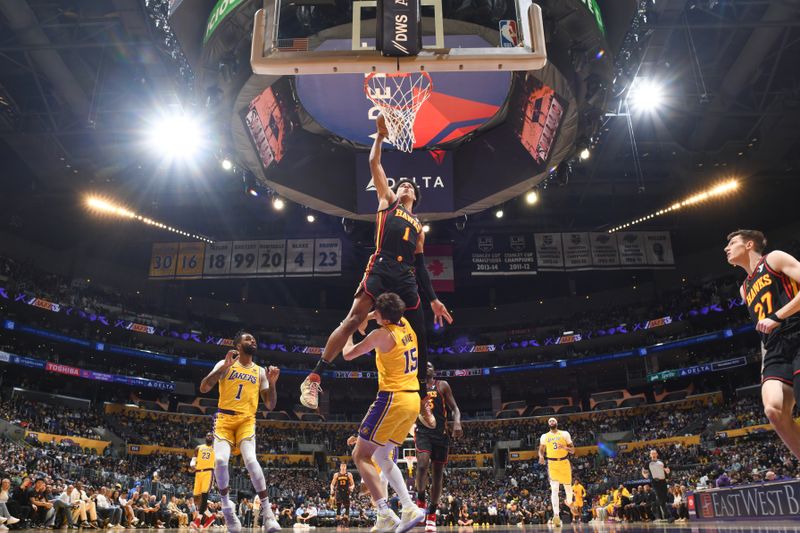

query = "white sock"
550;481;560;514
376;498;389;512
565;485;574;506
213;439;232;507
374;445;413;508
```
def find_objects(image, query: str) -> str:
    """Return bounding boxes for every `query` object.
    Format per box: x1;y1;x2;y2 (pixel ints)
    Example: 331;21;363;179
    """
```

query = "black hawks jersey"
372;199;421;267
743;255;800;345
420;380;448;435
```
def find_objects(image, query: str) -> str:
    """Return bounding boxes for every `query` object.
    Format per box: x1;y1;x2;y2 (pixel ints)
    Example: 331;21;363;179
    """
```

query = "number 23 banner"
149;238;342;280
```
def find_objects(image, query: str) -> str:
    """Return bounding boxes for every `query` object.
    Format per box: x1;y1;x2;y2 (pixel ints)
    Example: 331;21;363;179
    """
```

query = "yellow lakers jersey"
573;483;586;503
541;430;571;459
196;444;215;470
376;317;420;392
218;361;262;416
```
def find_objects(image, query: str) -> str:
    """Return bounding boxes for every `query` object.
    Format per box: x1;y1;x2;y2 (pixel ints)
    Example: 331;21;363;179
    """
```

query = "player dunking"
414;362;462;533
725;229;800;460
330;463;355;527
539;418;575;527
299;114;453;412
189;433;216;530
343;292;426;533
199;331;281;533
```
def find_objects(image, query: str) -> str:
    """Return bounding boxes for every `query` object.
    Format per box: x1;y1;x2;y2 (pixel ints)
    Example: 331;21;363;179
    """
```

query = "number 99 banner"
149;238;342;280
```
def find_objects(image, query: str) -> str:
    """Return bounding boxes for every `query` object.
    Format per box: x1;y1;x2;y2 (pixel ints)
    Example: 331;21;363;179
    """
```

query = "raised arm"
343;328;394;361
199;350;238;393
440;380;462;439
260;366;279;411
370;114;396;210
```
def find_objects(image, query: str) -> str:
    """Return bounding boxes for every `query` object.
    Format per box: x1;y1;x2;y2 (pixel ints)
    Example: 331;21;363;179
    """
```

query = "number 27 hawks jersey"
743;256;800;345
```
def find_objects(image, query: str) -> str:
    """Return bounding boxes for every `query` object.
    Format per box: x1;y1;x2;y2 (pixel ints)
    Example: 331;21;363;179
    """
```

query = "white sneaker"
374;510;401;533
299;375;322;409
370;525;378;533
424;518;436;533
0;517;6;524
552;516;562;527
0;525;8;531
264;518;281;533
4;518;17;526
395;505;424;533
221;505;241;533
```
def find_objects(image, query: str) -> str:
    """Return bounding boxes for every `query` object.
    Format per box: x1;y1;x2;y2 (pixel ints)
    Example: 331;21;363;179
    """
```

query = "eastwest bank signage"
355;150;453;215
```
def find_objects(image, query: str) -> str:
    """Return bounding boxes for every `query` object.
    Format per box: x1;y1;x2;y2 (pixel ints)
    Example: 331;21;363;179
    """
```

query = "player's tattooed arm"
199;350;238;393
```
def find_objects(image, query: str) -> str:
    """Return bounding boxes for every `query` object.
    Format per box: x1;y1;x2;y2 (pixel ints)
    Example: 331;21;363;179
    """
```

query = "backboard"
251;0;546;75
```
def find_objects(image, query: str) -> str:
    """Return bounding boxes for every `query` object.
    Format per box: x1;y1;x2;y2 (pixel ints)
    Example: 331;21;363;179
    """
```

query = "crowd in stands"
0;399;104;441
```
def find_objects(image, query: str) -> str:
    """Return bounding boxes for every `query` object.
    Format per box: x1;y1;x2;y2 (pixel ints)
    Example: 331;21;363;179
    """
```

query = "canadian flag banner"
424;244;455;293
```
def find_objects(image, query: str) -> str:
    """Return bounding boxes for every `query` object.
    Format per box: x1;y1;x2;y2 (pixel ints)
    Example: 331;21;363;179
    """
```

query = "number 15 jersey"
376;317;420;392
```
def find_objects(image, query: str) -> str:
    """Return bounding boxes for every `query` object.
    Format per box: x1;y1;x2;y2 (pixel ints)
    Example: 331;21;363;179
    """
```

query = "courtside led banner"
690;480;800;520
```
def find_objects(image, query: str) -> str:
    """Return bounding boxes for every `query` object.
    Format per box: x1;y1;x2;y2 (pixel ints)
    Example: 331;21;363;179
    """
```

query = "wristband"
767;313;784;323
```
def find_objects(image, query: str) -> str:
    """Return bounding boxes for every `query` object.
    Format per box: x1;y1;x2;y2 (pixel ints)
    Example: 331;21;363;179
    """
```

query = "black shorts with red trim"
356;255;420;310
335;496;350;516
415;428;450;463
761;331;800;386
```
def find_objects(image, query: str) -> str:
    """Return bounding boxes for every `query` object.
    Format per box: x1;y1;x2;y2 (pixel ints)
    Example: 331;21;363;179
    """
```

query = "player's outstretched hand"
267;365;280;384
357;311;377;335
430;300;453;328
376;113;389;137
223;350;239;369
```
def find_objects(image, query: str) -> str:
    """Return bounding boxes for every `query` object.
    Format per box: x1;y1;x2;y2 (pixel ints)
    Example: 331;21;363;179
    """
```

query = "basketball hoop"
365;72;433;153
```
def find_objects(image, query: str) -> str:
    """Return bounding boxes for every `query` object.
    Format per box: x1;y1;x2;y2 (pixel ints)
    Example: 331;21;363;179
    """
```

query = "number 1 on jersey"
403;227;411;242
235;383;243;400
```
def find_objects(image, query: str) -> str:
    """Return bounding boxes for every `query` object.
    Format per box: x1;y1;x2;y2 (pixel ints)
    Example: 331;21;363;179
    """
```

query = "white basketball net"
365;72;433;153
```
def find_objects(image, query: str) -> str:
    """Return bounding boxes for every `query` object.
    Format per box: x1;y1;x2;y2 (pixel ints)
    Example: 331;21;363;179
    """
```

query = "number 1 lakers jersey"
218;361;262;416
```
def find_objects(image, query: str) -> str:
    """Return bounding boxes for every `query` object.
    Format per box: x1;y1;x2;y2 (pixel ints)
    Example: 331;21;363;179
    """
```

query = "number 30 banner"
149;238;342;280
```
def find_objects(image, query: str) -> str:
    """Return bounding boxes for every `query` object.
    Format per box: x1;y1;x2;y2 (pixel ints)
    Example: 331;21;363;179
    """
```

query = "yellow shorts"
193;470;213;496
548;459;572;485
359;391;419;446
213;412;256;446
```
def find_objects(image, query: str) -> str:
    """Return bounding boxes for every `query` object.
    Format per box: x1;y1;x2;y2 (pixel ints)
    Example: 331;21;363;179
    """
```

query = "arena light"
628;78;664;113
579;148;591;160
272;197;285;211
608;179;740;233
146;113;204;160
221;158;233;171
306;214;316;223
495;209;504;219
422;224;430;233
84;195;213;243
525;191;539;205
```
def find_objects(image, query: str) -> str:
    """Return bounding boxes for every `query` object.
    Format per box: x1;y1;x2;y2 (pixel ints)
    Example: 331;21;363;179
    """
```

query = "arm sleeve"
563;431;573;445
539;433;546;445
414;253;438;302
259;367;269;391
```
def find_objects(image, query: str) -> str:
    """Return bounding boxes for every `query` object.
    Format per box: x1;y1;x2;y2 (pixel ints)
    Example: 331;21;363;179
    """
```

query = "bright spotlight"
221;159;233;171
422;224;430;233
525;191;539;205
272;197;285;211
147;114;203;160
247;188;259;197
579;148;591;160
628;78;664;113
306;214;315;223
495;209;504;219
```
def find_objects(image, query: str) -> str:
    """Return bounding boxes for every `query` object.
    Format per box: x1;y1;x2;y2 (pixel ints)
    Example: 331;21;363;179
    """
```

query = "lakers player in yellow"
538;417;575;527
189;433;216;530
343;292;426;533
571;477;586;522
199;331;281;533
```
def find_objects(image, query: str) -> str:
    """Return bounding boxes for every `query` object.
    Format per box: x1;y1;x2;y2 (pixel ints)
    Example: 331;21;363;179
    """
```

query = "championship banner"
470;234;536;276
562;232;591;270
589;232;620;267
616;232;648;267
690;480;800;520
533;233;564;271
424;244;454;292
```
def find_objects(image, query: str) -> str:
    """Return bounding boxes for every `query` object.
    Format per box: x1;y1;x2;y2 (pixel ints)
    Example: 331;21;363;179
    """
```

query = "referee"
641;449;671;523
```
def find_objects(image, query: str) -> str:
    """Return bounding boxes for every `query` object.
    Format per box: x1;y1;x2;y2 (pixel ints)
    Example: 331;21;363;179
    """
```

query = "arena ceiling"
0;0;798;253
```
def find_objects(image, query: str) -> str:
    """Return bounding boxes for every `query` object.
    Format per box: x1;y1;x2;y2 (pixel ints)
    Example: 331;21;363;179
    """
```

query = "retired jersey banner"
425;244;454;292
643;231;675;266
150;238;341;280
470;234;536;276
